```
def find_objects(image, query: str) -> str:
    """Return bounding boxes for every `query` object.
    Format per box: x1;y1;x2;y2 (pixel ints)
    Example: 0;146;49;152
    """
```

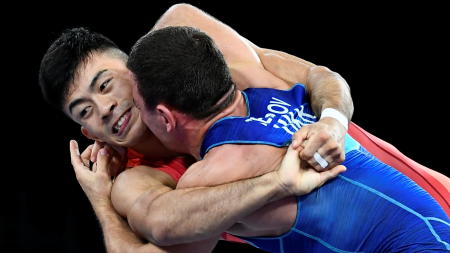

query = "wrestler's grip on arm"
88;140;128;178
258;50;353;171
70;140;218;253
277;143;347;196
124;142;345;247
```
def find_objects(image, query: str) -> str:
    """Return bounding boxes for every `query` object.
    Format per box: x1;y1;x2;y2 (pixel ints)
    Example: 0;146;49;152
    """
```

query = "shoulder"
115;165;176;188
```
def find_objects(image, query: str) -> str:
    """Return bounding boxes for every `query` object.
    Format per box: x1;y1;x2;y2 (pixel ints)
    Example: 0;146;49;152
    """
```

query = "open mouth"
112;109;132;136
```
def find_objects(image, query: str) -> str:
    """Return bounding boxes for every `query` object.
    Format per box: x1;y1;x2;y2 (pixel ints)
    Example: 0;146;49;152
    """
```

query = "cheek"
82;123;105;140
115;81;133;98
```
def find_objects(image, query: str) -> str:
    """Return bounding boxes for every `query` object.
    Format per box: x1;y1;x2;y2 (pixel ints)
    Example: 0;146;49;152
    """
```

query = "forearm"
307;66;354;120
128;171;287;246
92;200;147;253
92;199;218;253
256;47;353;119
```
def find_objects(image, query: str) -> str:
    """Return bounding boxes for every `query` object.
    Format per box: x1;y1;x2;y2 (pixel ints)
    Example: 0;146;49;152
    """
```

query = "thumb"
318;165;346;186
281;144;301;168
96;148;112;176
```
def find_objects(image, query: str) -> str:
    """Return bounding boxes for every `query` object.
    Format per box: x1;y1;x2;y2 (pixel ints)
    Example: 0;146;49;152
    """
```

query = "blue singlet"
201;84;450;252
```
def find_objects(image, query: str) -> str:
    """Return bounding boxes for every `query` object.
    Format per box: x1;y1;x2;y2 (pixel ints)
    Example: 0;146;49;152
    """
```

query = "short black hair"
127;26;235;119
39;27;123;110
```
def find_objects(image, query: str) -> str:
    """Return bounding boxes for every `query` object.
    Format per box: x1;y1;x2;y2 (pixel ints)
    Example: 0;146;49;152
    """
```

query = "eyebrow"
68;69;108;115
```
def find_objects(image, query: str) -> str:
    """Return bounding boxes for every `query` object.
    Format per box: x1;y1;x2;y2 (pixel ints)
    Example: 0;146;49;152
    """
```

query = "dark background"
3;1;448;252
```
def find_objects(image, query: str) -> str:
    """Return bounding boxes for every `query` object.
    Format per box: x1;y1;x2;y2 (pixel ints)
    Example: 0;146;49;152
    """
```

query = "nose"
97;96;117;121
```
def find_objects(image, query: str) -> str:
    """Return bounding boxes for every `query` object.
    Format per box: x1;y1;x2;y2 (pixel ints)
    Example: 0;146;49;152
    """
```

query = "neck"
181;90;247;160
131;128;180;160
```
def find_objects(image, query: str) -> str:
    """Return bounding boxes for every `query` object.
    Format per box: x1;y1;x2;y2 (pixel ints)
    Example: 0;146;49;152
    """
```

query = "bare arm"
153;4;352;118
255;47;353;119
70;141;218;253
253;49;353;170
150;3;288;90
124;164;289;246
93;199;218;253
121;144;344;246
151;4;353;171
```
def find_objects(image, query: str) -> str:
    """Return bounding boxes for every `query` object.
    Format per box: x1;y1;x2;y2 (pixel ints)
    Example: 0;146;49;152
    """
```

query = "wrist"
267;171;293;200
91;197;114;214
320;108;348;130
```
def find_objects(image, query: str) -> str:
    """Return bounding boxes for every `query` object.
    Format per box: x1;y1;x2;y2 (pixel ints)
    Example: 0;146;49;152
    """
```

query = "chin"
121;124;150;148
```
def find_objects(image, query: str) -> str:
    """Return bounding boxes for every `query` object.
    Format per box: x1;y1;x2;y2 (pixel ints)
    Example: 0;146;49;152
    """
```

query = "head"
39;28;149;147
127;26;235;148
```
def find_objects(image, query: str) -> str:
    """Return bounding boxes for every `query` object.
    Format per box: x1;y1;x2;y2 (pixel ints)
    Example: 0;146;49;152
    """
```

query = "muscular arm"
152;3;353;170
255;47;354;119
120;165;288;246
70;142;218;253
112;4;352;246
152;3;353;129
92;198;218;253
152;4;353;121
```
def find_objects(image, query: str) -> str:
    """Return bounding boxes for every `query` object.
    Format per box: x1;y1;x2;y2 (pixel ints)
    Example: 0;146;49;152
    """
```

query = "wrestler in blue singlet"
201;84;450;253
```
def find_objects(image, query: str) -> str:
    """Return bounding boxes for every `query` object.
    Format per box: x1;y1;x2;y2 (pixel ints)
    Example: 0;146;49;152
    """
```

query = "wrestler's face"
64;51;149;147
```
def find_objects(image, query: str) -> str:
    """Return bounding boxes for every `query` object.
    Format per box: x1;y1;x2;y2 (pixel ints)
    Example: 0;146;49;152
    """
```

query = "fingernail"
292;139;298;147
100;149;108;156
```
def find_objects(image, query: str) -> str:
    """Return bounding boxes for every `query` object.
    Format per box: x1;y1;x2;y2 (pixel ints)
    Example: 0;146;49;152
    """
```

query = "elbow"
309;65;335;78
127;198;176;246
154;3;198;30
308;65;347;87
165;3;197;18
143;216;179;246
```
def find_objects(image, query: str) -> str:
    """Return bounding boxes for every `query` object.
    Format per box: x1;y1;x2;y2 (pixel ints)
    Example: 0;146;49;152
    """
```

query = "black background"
3;1;448;252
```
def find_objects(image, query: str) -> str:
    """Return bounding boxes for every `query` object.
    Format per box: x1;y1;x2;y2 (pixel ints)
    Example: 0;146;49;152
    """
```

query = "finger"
317;140;345;166
313;152;329;169
96;148;112;176
317;139;340;157
300;132;327;162
69;140;88;172
281;144;301;168
92;162;97;173
90;141;105;163
291;127;309;149
80;144;94;167
306;157;326;172
318;165;347;186
321;148;345;169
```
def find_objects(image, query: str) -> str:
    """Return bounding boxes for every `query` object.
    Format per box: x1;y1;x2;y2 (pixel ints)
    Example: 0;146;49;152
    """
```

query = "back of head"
39;27;122;110
127;26;234;119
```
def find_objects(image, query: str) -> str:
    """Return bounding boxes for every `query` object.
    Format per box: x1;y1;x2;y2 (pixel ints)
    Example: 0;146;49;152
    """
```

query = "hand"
70;140;114;205
291;117;347;172
89;140;128;178
276;143;346;196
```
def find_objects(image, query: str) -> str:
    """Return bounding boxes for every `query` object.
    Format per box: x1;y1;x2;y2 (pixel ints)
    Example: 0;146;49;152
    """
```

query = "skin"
65;51;176;161
65;3;352;252
131;68;345;241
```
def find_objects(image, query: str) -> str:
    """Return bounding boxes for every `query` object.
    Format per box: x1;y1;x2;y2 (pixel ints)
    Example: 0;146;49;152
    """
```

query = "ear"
80;126;103;142
155;104;177;133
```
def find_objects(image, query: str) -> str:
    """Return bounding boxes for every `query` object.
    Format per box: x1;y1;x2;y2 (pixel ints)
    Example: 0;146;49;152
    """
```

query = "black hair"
39;27;124;110
127;26;235;119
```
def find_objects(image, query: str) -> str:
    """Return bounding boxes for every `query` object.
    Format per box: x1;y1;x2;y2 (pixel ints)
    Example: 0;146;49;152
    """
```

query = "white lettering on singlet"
245;97;316;135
